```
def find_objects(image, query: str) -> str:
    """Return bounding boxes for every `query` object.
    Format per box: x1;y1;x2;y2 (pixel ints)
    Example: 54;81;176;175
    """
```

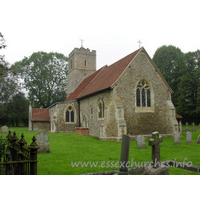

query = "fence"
0;131;39;175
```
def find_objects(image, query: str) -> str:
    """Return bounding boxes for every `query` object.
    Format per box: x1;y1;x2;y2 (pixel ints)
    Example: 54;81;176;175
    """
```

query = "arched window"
65;105;75;123
136;80;151;107
98;99;104;119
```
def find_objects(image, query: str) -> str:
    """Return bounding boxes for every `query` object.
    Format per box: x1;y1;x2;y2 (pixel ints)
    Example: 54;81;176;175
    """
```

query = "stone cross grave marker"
186;131;192;144
119;135;130;175
1;125;8;134
191;122;197;131
185;122;190;131
197;135;200;144
136;135;146;149
36;132;50;153
174;131;180;145
149;131;162;168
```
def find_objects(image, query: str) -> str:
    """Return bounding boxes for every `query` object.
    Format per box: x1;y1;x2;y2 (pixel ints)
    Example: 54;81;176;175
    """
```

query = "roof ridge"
77;65;107;98
111;48;142;88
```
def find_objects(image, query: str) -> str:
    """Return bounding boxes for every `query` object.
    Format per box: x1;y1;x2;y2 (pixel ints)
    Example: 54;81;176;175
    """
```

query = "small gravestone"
174;131;180;145
136;135;146;149
1;125;8;134
35;132;50;153
198;124;200;132
149;131;162;168
197;135;200;144
9;130;15;134
191;123;197;131
186;131;192;144
179;121;182;133
185;122;190;131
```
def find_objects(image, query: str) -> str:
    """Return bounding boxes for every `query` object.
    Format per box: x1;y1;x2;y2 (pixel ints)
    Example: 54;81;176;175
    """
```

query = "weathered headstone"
1;125;8;134
185;122;190;131
119;135;130;175
174;131;180;145
35;132;50;153
149;131;162;168
186;131;192;144
197;135;200;144
198;124;200;132
179;121;182;133
9;130;15;134
136;135;146;149
191;122;197;131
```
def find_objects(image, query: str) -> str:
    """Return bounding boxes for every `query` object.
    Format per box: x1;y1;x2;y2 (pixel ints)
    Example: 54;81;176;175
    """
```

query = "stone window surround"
97;98;105;120
64;104;76;124
135;79;155;113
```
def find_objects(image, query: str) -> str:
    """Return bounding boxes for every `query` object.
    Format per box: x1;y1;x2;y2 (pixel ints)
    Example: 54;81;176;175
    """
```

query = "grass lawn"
1;126;200;175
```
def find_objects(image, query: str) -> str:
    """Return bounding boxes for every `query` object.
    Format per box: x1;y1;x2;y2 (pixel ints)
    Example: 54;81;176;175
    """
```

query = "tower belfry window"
85;60;86;66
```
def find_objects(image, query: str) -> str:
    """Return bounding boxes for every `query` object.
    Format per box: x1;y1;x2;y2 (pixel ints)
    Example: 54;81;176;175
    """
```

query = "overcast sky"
1;0;200;69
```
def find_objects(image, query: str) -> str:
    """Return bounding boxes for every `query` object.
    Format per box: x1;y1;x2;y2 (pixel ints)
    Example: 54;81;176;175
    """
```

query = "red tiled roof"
65;48;140;101
32;108;50;122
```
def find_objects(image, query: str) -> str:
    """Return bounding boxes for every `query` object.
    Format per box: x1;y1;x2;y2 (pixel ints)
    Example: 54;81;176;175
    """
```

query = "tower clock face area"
67;47;96;96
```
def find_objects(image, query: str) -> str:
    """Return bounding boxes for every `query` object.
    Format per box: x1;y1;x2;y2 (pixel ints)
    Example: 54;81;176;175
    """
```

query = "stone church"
29;46;178;140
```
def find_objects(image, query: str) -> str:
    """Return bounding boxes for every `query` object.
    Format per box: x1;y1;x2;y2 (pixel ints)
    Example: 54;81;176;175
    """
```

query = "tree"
153;45;184;107
0;32;7;77
177;50;200;121
14;52;68;108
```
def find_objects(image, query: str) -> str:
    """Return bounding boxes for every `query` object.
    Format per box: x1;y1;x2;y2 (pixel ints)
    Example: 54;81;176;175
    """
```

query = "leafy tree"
177;50;200;120
153;45;184;107
0;32;7;77
14;52;68;108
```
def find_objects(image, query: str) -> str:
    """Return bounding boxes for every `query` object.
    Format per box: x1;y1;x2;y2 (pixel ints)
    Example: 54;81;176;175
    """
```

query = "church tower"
67;47;96;96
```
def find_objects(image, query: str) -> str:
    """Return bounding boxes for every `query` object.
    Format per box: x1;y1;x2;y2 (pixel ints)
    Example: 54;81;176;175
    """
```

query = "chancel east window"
136;80;151;107
66;106;75;123
98;99;104;119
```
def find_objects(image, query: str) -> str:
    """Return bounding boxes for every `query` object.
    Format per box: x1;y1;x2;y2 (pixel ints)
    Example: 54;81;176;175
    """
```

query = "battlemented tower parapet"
67;47;96;96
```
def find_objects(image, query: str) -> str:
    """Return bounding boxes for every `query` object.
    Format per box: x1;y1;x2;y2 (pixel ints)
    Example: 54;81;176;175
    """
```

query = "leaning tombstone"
1;125;8;134
35;132;50;153
186;131;192;144
191;123;197;132
174;132;180;145
119;135;130;175
136;135;146;149
198;124;200;132
185;122;190;131
197;135;200;144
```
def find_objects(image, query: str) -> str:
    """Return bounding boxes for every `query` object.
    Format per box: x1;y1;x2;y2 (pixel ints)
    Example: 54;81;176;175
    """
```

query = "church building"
29;46;178;140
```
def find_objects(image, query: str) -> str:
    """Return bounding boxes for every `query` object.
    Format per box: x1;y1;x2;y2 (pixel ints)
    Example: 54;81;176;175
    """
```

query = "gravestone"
186;131;192;144
185;122;190;131
136;135;146;149
1;125;8;134
119;135;130;175
197;135;200;144
149;131;162;168
198;124;200;132
191;123;197;131
35;132;50;153
179;121;182;133
173;131;180;145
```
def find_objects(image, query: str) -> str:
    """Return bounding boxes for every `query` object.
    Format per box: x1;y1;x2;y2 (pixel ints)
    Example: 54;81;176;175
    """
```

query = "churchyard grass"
1;126;200;175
